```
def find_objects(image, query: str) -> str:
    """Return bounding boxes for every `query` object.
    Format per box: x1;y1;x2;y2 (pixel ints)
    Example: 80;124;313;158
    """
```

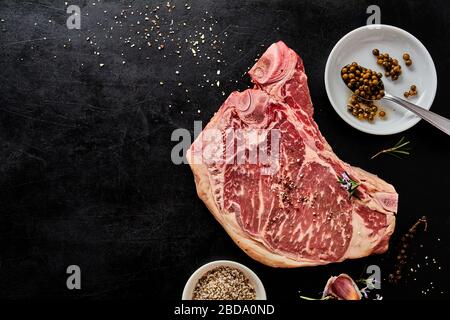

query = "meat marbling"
187;41;398;267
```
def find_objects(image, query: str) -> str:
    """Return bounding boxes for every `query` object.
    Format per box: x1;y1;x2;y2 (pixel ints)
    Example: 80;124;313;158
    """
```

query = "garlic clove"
322;273;362;300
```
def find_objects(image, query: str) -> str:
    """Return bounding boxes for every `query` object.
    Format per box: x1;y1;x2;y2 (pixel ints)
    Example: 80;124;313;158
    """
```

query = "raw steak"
187;41;398;267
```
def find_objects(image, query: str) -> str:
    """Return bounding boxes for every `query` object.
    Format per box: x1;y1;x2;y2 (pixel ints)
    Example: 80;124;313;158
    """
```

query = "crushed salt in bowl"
182;260;266;300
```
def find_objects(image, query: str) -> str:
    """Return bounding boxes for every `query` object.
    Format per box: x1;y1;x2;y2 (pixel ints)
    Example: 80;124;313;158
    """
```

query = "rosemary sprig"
371;137;411;159
299;295;332;301
337;172;360;198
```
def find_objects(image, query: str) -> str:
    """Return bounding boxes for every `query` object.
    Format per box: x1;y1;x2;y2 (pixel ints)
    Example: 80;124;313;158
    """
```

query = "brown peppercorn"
342;64;384;101
379;111;386;117
372;48;380;56
405;59;412;66
403;53;410;60
404;85;418;98
373;50;403;80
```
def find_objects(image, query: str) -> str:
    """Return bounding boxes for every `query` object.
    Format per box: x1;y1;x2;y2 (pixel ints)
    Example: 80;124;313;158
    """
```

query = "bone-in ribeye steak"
187;41;398;267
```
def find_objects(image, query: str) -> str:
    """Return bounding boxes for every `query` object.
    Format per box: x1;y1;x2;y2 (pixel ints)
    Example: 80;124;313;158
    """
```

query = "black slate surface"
0;0;449;300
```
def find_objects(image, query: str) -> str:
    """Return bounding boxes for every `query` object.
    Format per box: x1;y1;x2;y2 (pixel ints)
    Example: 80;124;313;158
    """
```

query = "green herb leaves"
371;137;411;159
337;172;360;198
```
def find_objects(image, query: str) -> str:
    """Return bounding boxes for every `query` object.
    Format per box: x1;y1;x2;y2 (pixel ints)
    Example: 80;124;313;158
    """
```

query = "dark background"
0;0;449;300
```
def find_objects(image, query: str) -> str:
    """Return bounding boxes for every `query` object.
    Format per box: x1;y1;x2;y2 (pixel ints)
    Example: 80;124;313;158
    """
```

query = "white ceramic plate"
325;24;437;135
182;260;266;300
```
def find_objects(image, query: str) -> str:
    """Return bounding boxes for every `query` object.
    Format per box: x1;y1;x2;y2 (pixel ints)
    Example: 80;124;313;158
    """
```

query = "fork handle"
383;93;450;136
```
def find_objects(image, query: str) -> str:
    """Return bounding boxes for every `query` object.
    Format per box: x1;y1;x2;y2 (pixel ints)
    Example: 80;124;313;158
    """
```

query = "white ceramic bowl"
182;260;267;300
325;24;437;135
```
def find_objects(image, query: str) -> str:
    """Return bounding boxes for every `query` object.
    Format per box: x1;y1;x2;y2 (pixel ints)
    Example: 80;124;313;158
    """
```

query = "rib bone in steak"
187;41;398;267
